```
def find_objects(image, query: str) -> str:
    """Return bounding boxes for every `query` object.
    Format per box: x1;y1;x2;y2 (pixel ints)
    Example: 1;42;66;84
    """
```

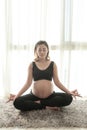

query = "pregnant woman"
8;40;81;111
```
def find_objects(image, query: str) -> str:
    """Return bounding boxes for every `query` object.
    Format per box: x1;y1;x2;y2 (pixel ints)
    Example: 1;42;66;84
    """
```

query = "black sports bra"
32;61;54;81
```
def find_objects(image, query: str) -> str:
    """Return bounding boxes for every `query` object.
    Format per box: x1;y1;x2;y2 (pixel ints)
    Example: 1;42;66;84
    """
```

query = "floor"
0;97;87;130
0;128;87;130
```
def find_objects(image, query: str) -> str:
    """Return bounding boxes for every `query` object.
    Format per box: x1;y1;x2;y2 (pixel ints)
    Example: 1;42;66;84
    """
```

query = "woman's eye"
43;49;46;52
38;48;47;52
39;49;42;52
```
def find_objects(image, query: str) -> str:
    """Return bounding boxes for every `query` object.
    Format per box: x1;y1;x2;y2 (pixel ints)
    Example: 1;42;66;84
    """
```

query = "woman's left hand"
70;89;82;99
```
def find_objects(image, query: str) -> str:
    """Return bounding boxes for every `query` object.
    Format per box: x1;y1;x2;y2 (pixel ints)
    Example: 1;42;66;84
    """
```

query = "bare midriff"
32;80;54;98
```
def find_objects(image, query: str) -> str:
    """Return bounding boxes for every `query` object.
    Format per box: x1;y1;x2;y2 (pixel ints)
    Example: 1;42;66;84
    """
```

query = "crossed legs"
13;92;73;111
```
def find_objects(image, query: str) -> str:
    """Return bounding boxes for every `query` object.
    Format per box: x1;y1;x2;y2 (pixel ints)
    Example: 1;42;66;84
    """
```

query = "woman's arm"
14;62;33;98
53;62;81;97
7;62;33;102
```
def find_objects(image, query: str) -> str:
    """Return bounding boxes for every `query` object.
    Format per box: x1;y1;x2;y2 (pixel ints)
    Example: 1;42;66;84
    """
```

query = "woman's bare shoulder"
28;61;34;70
52;61;58;71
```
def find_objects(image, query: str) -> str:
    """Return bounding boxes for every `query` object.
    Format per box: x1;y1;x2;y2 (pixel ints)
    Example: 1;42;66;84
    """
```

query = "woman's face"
36;44;48;59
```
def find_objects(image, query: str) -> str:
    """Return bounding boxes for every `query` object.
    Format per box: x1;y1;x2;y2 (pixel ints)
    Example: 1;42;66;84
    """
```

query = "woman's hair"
34;40;50;61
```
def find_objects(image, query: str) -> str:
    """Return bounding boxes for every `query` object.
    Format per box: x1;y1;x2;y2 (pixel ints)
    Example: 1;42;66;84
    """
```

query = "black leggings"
13;92;73;111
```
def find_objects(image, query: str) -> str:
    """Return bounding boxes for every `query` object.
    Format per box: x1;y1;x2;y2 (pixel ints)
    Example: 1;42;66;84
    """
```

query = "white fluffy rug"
0;99;87;128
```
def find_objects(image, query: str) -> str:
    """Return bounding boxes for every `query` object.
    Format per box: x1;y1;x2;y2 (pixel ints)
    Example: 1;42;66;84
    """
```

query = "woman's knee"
13;97;23;109
66;94;73;105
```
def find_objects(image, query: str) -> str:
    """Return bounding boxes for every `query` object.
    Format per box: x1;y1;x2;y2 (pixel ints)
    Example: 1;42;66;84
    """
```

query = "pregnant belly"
32;80;53;98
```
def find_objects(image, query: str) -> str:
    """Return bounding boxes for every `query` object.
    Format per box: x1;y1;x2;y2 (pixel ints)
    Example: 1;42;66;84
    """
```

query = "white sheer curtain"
0;0;87;98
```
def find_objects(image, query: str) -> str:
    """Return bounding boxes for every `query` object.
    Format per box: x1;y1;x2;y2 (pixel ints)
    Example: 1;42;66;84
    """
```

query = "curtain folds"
0;0;87;97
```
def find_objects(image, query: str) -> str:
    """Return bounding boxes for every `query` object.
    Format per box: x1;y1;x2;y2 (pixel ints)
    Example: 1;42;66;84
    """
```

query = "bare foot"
46;106;61;111
34;100;40;104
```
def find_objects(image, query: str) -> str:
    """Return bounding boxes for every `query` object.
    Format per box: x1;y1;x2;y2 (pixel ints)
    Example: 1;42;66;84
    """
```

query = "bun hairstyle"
34;40;50;61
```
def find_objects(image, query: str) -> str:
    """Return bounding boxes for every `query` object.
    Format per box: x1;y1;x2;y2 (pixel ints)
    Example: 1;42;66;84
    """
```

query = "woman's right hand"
6;94;16;103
